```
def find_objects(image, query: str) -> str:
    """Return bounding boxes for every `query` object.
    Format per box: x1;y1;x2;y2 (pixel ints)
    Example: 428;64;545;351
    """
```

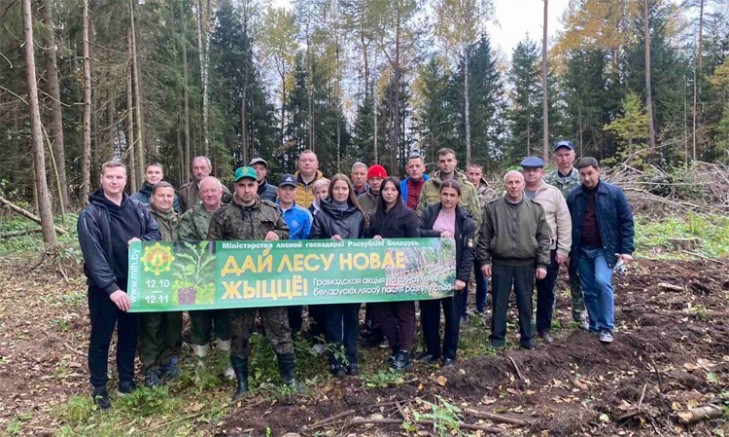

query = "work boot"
145;370;162;388
160;356;180;380
230;356;249;401
277;353;302;393
345;363;359;376
539;330;554;344
330;364;346;378
116;380;137;397
362;328;384;348
389;351;411;372
92;386;112;411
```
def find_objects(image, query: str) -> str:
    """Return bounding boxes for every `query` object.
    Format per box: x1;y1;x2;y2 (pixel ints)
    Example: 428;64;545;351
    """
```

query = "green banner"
128;238;456;313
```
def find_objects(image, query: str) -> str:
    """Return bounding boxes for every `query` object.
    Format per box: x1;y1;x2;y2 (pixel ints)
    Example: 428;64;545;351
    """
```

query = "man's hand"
536;267;547;280
481;264;492;277
127;237;141;246
373;235;383;241
454;279;466;291
618;254;633;264
331;235;343;241
264;231;280;241
109;290;131;312
440;231;454;238
557;254;569;265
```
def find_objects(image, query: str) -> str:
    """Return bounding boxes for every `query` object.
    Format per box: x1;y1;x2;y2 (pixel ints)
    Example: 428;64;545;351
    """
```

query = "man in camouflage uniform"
207;167;299;400
466;163;497;317
178;176;234;379
139;181;183;387
543;139;588;329
417;148;481;225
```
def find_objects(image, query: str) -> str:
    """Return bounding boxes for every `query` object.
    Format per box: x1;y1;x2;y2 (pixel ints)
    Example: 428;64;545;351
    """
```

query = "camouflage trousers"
138;312;183;374
189;310;231;345
230;307;294;360
569;269;587;322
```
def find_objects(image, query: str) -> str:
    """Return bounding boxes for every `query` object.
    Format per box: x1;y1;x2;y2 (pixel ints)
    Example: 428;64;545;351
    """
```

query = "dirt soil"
1;258;728;436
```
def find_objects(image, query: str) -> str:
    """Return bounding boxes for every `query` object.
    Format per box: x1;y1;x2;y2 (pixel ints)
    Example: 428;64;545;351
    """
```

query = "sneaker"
415;352;440;364
92;386;112;411
116;380;137;397
578;319;590;331
145;370;162;388
599;330;614;344
389;351;411;372
330;364;346;378
345;364;359;376
442;357;456;367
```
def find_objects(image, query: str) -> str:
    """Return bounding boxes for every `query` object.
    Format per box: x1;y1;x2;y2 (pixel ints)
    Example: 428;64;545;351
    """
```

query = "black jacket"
420;204;476;283
258;180;278;202
365;200;420;239
77;189;161;294
310;199;365;239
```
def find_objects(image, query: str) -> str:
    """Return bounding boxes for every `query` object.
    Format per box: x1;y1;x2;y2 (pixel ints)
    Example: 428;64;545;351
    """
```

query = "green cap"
234;166;257;182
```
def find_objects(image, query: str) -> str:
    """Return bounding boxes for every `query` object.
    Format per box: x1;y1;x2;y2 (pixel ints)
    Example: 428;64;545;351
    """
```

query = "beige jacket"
530;182;572;257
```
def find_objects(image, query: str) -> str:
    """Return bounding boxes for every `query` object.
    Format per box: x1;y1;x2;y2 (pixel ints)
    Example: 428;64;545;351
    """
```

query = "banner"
128;238;456;313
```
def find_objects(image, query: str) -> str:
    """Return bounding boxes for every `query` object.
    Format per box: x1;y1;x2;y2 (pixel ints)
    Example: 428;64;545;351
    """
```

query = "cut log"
0;197;66;235
463;408;531;426
667;237;701;250
676;404;723;424
657;282;684;292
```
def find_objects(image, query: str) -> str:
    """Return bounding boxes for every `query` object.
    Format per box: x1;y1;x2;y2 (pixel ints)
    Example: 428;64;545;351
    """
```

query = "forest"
1;0;729;436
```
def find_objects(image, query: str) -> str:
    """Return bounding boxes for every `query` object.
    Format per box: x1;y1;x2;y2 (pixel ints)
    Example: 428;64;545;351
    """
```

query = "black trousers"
420;289;466;360
536;250;560;333
288;306;303;335
87;286;138;388
325;303;360;366
308;304;328;343
490;262;535;348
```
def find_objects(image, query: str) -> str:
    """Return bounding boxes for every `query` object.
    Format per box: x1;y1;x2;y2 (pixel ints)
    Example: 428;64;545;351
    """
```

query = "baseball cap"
520;156;545;168
553;140;575;152
234;166;257;182
249;157;268;167
278;174;297;188
367;164;388;180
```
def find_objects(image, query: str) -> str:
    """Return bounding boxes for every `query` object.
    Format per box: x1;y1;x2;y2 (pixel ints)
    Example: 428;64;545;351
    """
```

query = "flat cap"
249;157;268;167
520;156;545;168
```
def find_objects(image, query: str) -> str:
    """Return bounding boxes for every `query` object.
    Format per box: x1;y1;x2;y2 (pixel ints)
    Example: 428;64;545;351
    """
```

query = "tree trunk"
196;0;211;157
643;0;657;152
182;26;191;181
126;65;137;194
40;0;70;210
241;85;248;164
23;0;57;247
692;0;704;162
542;0;549;162
464;47;471;165
130;0;145;179
81;0;92;205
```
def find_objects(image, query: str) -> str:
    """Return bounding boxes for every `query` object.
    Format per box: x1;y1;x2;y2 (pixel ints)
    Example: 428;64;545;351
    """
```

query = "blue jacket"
277;202;313;240
566;181;635;268
400;174;430;203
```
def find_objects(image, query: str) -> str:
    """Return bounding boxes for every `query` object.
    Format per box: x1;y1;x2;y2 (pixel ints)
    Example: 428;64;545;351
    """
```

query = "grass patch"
635;213;729;258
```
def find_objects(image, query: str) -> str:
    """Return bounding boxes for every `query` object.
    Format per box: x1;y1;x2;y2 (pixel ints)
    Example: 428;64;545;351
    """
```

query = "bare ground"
0;258;728;436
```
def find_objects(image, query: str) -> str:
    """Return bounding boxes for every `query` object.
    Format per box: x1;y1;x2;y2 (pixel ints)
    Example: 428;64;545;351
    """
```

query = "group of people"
78;140;634;411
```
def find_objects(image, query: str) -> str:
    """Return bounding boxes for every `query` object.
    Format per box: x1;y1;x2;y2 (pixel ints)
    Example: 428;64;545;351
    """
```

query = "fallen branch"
508;355;525;382
0;197;67;235
649;359;664;393
638;384;647;412
680;250;725;266
0;228;44;238
676;404;723;424
463;407;531;426
301;409;356;432
40;330;86;357
657;282;684;292
344;417;502;433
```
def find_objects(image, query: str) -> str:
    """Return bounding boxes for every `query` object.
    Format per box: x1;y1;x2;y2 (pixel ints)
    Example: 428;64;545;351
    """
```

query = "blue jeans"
577;247;615;332
474;259;489;314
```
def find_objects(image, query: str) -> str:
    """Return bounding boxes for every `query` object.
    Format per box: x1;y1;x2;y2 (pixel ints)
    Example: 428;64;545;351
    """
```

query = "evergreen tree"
506;37;543;162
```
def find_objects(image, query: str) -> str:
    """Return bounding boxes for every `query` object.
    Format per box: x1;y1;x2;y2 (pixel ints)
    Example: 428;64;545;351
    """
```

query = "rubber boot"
230;356;248;401
277;353;302;393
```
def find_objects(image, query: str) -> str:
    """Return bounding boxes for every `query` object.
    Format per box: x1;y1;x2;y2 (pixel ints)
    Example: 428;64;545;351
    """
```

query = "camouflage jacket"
474;178;498;211
178;203;215;242
357;191;378;220
543;167;581;198
151;208;179;242
207;195;289;241
416;169;481;224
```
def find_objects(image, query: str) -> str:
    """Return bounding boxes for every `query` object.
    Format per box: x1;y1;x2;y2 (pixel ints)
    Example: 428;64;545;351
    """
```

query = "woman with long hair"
418;179;475;366
367;177;420;371
310;174;367;377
